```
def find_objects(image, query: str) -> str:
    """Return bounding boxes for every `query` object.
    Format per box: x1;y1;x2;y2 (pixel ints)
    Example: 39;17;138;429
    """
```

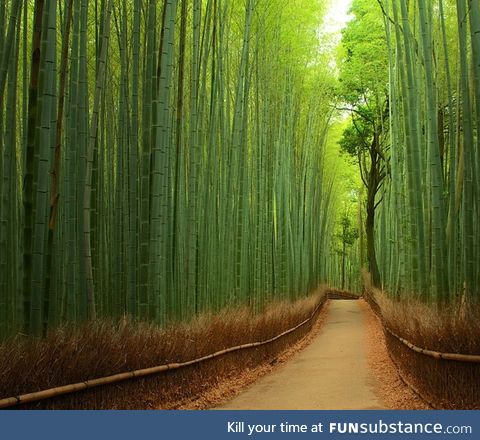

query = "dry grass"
372;292;480;356
0;288;327;409
176;302;332;409
362;272;480;409
360;300;429;410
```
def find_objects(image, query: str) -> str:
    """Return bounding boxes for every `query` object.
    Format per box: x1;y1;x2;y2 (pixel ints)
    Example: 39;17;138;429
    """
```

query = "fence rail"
383;325;480;363
364;289;480;409
0;295;327;409
364;293;480;364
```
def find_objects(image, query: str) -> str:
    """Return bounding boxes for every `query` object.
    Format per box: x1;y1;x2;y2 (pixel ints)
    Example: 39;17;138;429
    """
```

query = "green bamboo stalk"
30;0;57;336
187;0;201;315
440;0;458;298
83;0;113;320
23;0;45;335
149;0;178;323
0;0;22;100
0;19;20;337
138;0;156;320
127;0;141;317
456;0;475;302
417;0;448;301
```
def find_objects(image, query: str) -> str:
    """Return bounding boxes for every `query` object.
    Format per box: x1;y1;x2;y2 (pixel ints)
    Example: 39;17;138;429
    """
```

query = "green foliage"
0;0;339;339
337;0;388;104
338;111;373;157
337;214;359;248
374;0;480;305
335;0;389;288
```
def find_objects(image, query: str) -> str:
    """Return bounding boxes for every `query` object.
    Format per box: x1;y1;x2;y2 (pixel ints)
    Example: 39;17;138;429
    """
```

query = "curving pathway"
218;300;384;410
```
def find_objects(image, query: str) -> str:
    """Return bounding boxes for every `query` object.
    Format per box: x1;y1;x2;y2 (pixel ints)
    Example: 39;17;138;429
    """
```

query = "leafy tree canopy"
336;0;388;106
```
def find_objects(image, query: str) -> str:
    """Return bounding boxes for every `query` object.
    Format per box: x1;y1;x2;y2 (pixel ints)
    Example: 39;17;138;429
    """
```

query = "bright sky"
322;0;353;41
317;0;353;71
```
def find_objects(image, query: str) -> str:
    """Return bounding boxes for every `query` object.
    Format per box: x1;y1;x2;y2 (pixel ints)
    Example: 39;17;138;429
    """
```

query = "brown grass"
176;301;331;409
360;300;429;410
0;287;327;409
362;272;480;409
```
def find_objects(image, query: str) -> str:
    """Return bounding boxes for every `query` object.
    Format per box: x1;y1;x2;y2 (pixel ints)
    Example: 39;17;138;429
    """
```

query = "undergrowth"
362;271;480;409
0;287;327;409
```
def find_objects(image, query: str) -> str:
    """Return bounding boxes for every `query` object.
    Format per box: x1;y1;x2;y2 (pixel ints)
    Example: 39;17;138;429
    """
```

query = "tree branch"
375;0;397;28
335;105;375;123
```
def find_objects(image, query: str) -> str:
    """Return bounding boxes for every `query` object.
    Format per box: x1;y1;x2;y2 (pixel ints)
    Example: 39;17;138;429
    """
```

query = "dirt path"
218;300;384;409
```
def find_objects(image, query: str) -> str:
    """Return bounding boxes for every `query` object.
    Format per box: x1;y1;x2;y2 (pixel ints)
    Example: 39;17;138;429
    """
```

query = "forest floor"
210;300;428;410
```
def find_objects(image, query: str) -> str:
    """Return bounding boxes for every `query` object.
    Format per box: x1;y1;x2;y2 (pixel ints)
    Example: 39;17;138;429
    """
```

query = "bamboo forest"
0;0;479;410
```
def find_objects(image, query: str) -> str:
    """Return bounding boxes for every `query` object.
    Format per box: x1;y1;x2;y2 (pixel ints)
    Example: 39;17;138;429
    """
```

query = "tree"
337;0;389;287
335;213;359;290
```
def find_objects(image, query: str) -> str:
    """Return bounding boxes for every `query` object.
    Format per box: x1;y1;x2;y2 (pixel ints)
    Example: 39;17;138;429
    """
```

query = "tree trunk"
366;194;381;287
366;136;381;288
